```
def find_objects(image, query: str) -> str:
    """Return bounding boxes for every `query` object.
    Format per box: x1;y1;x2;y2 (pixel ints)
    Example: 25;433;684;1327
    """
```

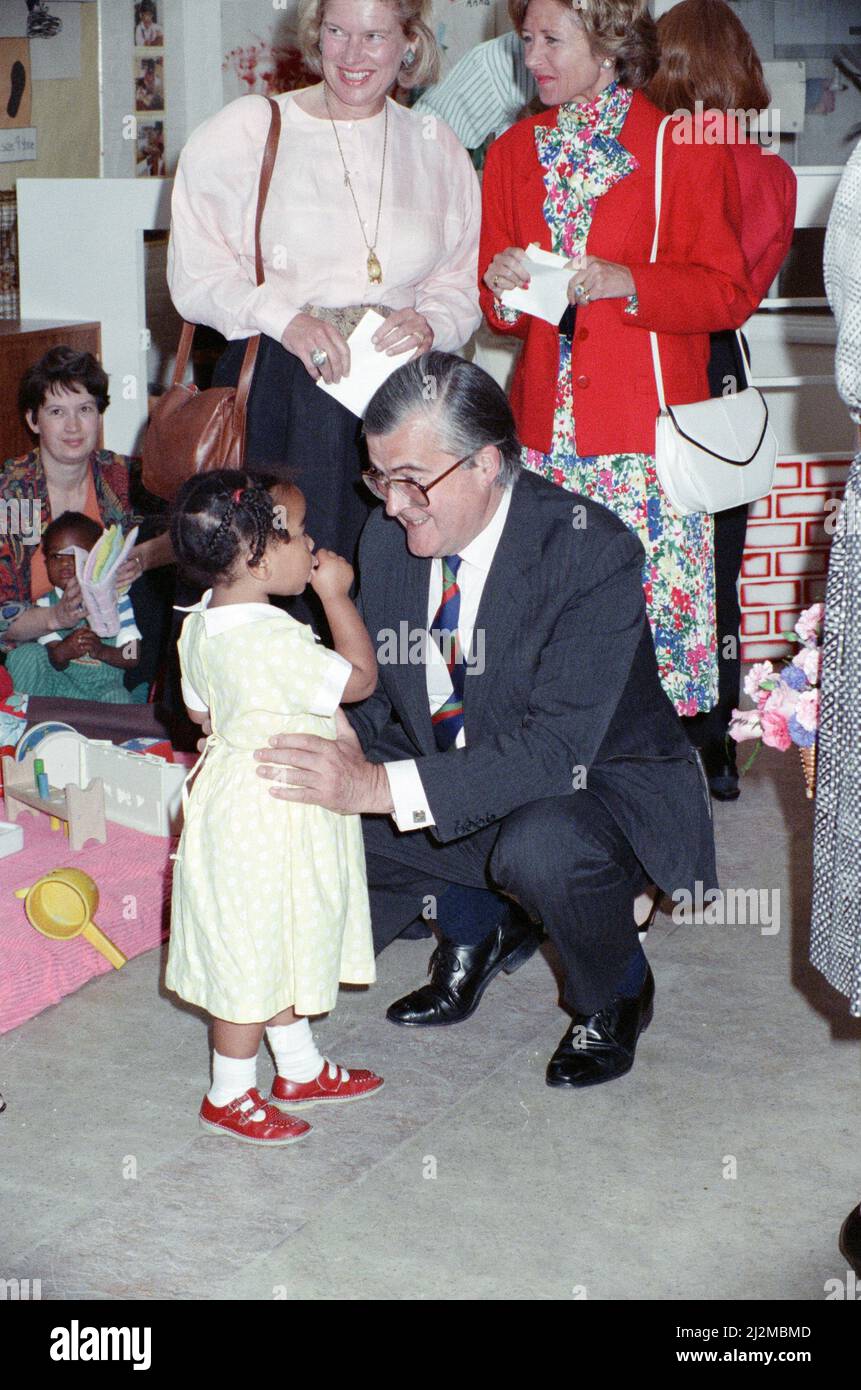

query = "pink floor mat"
0;808;176;1035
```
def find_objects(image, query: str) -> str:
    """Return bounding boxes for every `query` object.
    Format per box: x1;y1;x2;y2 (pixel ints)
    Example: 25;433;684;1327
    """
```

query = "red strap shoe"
199;1088;311;1145
270;1061;384;1110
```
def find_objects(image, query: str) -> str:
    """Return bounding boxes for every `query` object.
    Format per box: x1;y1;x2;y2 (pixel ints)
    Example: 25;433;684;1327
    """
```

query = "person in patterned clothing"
0;348;172;665
479;0;754;715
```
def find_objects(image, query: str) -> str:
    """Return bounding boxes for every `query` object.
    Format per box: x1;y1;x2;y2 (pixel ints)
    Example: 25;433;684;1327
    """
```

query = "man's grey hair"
364;351;522;487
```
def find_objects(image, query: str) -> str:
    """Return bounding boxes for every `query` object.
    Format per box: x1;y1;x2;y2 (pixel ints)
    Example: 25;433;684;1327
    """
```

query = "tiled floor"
1;746;858;1300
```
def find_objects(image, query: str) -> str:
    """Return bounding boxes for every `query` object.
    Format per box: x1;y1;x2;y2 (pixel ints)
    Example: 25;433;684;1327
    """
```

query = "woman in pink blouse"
168;0;481;627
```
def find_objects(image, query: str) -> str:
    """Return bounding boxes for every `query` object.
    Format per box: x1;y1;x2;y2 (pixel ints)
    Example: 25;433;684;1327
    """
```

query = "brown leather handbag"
141;96;282;500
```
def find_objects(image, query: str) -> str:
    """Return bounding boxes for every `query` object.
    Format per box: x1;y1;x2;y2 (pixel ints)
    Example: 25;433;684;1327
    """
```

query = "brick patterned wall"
740;455;852;660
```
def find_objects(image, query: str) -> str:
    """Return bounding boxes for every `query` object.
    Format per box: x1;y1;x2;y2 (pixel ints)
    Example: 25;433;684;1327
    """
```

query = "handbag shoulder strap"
254;96;281;288
172;95;282;389
233;96;282;417
647;113;750;410
648;114;673;414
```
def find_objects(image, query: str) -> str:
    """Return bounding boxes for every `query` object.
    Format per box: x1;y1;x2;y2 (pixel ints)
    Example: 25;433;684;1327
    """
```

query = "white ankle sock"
208;1051;257;1108
267;1019;324;1083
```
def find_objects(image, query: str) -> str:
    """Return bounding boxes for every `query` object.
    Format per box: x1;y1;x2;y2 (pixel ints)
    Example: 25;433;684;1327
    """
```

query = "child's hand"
75;626;102;659
50;625;99;667
309;549;354;601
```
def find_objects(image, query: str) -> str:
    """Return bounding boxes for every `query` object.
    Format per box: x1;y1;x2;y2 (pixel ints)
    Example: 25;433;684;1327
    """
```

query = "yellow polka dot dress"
167;602;375;1023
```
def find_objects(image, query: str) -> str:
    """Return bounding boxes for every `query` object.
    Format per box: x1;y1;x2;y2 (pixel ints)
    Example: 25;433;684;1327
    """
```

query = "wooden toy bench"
2;753;107;853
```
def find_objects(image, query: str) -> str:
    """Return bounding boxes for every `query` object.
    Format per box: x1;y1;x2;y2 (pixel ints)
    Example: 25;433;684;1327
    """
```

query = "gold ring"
493;276;501;289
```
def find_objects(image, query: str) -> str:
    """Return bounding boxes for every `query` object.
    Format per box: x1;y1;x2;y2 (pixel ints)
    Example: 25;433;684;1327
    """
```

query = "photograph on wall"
135;117;164;176
134;52;162;111
133;0;162;49
0;36;31;127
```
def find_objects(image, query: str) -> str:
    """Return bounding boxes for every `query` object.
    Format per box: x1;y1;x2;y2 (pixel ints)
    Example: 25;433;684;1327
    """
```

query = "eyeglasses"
361;449;498;509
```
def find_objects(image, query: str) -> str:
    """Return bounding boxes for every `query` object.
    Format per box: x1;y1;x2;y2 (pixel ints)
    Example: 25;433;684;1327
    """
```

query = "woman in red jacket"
480;0;755;715
649;0;796;796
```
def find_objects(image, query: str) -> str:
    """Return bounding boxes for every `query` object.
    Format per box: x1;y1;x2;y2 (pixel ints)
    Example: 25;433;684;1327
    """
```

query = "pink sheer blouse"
168;92;482;352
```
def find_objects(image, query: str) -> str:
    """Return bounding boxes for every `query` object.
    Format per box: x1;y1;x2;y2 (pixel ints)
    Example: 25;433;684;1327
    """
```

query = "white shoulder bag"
650;114;778;516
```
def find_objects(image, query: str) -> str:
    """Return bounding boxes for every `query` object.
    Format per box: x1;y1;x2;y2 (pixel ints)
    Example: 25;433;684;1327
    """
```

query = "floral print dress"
519;83;717;715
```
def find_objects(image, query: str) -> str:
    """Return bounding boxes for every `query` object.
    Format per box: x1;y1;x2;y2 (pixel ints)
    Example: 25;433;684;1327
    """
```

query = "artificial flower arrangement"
729;602;822;798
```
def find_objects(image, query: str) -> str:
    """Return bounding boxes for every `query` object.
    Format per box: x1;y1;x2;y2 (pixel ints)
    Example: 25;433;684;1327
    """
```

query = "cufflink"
412;810;427;825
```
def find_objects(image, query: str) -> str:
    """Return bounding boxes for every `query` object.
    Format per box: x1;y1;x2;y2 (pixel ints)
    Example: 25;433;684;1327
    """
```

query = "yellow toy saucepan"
15;869;127;969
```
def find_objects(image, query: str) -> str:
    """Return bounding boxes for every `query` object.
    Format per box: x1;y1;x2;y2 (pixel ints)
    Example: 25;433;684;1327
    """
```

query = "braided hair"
169;470;288;588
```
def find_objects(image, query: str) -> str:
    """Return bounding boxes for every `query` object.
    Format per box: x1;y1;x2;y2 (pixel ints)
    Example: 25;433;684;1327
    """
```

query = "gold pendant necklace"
325;88;388;285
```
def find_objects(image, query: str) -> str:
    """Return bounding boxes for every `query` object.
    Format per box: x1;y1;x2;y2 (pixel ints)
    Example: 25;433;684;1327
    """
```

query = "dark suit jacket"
349;469;716;896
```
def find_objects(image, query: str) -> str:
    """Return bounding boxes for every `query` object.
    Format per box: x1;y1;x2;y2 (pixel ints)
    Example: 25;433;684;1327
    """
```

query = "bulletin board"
0;0;99;189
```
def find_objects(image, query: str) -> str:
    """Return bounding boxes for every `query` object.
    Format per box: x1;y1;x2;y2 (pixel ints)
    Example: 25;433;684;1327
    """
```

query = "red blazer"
728;143;796;303
479;90;757;456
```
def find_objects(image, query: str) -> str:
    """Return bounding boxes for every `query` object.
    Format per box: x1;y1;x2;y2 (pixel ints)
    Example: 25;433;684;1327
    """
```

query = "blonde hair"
297;0;440;90
508;0;658;90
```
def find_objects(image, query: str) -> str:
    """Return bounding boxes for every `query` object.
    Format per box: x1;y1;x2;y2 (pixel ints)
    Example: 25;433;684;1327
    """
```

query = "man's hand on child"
254;708;394;815
308;549;354;601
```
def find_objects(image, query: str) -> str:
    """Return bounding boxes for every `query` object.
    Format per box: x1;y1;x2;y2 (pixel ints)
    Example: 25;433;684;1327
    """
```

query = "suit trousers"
363;790;648;1015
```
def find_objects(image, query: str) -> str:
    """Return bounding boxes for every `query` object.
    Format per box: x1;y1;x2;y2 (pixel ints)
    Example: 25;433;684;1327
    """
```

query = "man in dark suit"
256;353;716;1089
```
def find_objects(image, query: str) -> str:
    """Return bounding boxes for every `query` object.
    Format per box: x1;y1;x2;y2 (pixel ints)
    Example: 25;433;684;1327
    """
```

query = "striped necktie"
430;554;464;750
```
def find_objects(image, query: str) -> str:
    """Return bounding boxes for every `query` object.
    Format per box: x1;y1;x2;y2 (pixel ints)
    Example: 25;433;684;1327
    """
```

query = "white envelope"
501;244;574;326
316;310;413;419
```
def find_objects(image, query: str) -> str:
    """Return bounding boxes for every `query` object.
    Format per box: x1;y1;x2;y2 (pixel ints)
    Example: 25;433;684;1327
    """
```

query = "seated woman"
6;513;145;703
0;347;172;688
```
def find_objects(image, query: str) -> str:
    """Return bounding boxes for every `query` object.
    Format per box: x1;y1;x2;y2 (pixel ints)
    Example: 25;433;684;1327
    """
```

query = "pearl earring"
403;49;416;69
602;59;613;69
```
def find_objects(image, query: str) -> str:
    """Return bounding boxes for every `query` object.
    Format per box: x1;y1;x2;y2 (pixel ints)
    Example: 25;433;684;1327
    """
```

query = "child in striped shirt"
6;512;145;702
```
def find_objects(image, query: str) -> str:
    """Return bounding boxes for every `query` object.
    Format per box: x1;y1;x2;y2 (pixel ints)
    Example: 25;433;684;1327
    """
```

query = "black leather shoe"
546;966;655;1088
839;1202;861;1277
386;915;544;1027
701;739;740;801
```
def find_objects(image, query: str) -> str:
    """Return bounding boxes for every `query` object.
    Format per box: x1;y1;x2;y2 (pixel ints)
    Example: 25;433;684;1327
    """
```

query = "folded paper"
316;310;414;419
501;244;574;326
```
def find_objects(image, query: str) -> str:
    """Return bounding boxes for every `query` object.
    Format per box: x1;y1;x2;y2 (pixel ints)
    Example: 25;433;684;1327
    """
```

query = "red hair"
648;0;770;114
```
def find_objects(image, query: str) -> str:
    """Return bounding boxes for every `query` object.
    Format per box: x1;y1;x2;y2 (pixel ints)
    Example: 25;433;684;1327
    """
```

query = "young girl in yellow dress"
168;470;382;1147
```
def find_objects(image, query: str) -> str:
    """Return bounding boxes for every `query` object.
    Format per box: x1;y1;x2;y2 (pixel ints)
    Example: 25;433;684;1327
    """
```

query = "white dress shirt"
168;92;482;352
385;485;513;831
